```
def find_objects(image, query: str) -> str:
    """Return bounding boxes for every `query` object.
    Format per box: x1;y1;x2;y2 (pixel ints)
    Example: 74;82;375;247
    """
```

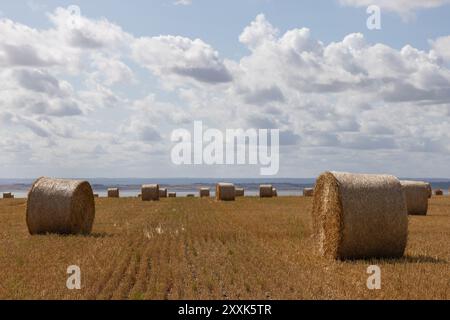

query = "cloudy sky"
0;0;449;178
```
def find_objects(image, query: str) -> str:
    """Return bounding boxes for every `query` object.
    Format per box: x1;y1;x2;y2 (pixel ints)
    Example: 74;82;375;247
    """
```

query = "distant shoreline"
1;177;449;198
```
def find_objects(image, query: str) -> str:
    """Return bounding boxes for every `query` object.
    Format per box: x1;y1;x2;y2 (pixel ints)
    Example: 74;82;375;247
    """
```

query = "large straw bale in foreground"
312;171;408;260
142;184;159;201
259;185;273;198
235;188;245;197
400;180;429;216
107;188;119;198
26;177;95;235
199;188;210;197
216;183;235;201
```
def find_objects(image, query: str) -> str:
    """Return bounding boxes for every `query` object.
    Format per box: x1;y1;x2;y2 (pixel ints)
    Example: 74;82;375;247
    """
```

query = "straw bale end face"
235;188;245;197
259;185;273;198
400;180;429;216
142;184;160;201
199;188;210;198
26;177;95;235
159;188;168;198
108;188;119;198
312;171;408;260
216;183;236;201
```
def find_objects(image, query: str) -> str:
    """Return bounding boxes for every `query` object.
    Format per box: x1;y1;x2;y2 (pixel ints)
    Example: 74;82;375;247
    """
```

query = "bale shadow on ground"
35;232;113;238
345;255;447;265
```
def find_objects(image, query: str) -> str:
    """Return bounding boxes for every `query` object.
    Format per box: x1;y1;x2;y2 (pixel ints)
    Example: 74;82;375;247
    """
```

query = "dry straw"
235;187;245;197
216;183;236;201
26;177;95;235
303;188;314;197
435;189;444;196
272;188;278;197
159;188;168;198
400;180;429;216
3;192;13;199
312;171;408;260
142;184;159;201
199;188;210;198
108;188;119;198
168;192;176;198
260;185;273;198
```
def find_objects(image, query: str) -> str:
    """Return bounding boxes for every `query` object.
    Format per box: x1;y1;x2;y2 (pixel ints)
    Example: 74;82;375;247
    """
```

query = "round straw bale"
235;187;245;197
400;180;429;216
108;188;119;198
168;192;176;198
26;177;95;235
312;171;408;260
259;185;273;198
142;184;159;201
159;188;168;198
272;188;278;197
3;192;13;199
187;194;195;198
199;188;210;197
94;194;99;198
303;188;314;197
435;189;443;196
216;183;235;201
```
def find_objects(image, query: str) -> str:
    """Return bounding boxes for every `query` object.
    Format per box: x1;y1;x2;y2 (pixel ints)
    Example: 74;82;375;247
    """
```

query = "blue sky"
2;0;450;56
0;1;449;178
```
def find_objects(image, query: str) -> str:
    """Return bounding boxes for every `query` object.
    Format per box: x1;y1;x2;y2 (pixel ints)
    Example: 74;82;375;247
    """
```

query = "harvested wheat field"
0;196;449;300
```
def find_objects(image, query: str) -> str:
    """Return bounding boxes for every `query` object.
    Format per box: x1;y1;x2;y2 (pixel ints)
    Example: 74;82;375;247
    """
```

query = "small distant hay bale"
26;177;95;235
259;185;273;198
187;194;195;198
199;188;210;198
159;188;168;198
3;192;13;199
425;183;432;198
168;192;176;198
142;184;159;201
400;180;429;216
108;188;119;198
435;189;444;196
137;194;141;198
216;183;235;201
235;187;245;197
93;194;99;198
272;188;278;197
303;188;314;197
312;171;408;260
